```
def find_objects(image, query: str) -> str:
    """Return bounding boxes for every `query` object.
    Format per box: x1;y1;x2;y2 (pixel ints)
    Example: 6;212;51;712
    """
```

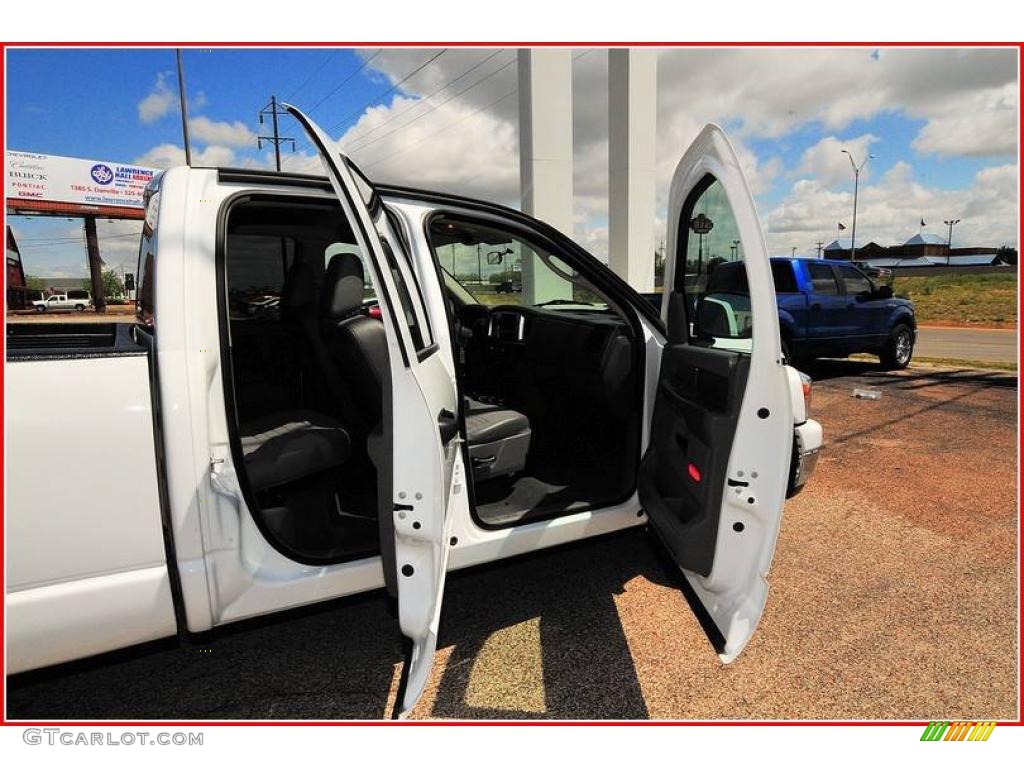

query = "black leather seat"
319;253;389;431
281;256;370;436
465;399;531;480
239;410;350;492
465;398;529;441
320;253;531;481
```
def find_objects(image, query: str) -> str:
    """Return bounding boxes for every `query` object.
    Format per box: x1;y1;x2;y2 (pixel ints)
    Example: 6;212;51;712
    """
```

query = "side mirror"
486;251;504;266
875;285;893;299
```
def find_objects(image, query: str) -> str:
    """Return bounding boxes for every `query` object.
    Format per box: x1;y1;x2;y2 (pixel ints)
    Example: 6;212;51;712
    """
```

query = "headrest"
281;260;316;309
321;253;366;319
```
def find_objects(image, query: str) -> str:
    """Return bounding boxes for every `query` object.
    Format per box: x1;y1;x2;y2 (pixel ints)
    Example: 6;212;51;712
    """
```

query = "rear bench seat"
239;410;350;492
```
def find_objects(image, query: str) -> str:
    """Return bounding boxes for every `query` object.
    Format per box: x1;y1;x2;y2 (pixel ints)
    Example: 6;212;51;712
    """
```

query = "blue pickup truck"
699;257;916;369
646;257;917;370
770;258;916;369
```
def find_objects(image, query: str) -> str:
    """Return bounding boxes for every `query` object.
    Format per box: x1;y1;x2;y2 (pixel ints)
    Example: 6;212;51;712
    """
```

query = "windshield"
428;216;608;311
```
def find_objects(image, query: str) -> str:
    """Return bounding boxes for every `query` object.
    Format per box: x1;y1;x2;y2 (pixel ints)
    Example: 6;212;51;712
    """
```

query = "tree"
654;250;665;287
24;274;46;291
101;269;125;299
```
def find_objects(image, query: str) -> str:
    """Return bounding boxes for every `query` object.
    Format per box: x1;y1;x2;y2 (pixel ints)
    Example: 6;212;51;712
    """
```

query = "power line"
284;49;341;102
17;233;139;246
288;47;591;174
345;50;506;151
358;48;592;172
325;49;448;133
362;87;518;171
285;49;448;167
346;52;515;154
304;49;382;116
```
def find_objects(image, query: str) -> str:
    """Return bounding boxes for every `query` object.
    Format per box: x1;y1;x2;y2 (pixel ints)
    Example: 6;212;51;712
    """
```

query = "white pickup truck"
31;290;91;312
6;110;822;718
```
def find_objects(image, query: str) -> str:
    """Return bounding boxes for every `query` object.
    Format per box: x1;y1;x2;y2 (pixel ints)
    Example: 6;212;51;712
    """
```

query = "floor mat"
473;471;623;527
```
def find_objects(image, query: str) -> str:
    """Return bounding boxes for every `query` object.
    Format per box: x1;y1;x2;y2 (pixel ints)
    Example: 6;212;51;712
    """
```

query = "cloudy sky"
6;46;1018;277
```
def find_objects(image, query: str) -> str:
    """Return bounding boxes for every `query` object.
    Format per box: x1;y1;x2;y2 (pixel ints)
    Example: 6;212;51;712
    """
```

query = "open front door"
638;124;793;662
288;106;461;717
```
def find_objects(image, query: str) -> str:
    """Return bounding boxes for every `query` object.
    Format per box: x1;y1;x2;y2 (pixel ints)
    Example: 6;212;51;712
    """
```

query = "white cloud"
764;161;1019;255
344;95;519;203
283;49;522;205
95;219;144;268
794;134;879;188
138;72;176;123
133;143;237;169
911;83;1018;157
263;48;1022;256
189;116;255;148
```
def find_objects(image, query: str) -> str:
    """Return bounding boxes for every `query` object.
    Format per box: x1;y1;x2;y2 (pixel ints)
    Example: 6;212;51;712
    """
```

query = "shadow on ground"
799;358;1017;389
7;530;682;720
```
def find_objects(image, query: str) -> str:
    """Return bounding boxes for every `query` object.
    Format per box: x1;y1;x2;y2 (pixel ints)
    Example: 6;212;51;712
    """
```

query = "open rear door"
638;124;793;662
288;106;461;716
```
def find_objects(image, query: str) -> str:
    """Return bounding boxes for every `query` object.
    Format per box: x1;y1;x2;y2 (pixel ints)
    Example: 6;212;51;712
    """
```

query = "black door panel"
639;343;749;576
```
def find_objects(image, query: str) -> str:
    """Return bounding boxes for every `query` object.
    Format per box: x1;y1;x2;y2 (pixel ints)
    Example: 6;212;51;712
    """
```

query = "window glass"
771;261;799;293
427;216;608;312
838;264;873;296
807;263;840;296
226;235;295;319
676;176;751;348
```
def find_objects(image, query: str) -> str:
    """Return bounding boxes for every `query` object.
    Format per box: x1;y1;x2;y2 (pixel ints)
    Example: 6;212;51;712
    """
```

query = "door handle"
810;303;822;311
437;408;459;444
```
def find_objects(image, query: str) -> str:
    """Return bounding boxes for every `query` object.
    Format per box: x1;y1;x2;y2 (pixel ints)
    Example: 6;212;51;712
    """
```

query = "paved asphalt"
6;360;1018;721
916;325;1017;365
8;316;1018;365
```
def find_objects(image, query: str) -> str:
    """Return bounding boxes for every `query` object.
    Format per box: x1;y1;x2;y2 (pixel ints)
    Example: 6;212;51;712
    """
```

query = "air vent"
489;311;525;342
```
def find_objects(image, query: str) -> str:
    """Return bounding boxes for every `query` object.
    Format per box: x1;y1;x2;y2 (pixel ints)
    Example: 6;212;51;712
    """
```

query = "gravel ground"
7;308;135;324
6;360;1018;721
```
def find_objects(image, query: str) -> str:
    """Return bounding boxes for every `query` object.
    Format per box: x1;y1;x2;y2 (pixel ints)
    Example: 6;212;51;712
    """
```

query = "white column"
608;49;657;292
518;48;573;304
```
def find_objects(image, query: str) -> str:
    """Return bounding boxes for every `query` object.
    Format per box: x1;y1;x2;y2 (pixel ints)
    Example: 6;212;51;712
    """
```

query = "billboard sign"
6;151;159;210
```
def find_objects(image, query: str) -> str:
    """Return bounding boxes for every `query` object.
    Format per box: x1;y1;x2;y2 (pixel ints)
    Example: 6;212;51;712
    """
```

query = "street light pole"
943;218;961;266
841;149;875;262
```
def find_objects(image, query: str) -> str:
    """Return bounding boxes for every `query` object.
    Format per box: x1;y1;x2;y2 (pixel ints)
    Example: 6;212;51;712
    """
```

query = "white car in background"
31;290;91;312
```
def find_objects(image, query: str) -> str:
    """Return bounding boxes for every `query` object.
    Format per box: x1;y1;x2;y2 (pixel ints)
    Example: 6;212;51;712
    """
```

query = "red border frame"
1;40;1021;728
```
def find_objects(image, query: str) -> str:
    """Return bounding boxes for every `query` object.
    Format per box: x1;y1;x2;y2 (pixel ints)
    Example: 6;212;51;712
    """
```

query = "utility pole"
176;49;192;166
791;246;797;257
84;216;106;313
258;96;296;172
816;241;824;259
841;149;875;262
943;218;961;266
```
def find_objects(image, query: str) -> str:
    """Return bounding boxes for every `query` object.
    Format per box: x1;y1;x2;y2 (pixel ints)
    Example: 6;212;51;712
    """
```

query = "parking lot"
6;359;1018;721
